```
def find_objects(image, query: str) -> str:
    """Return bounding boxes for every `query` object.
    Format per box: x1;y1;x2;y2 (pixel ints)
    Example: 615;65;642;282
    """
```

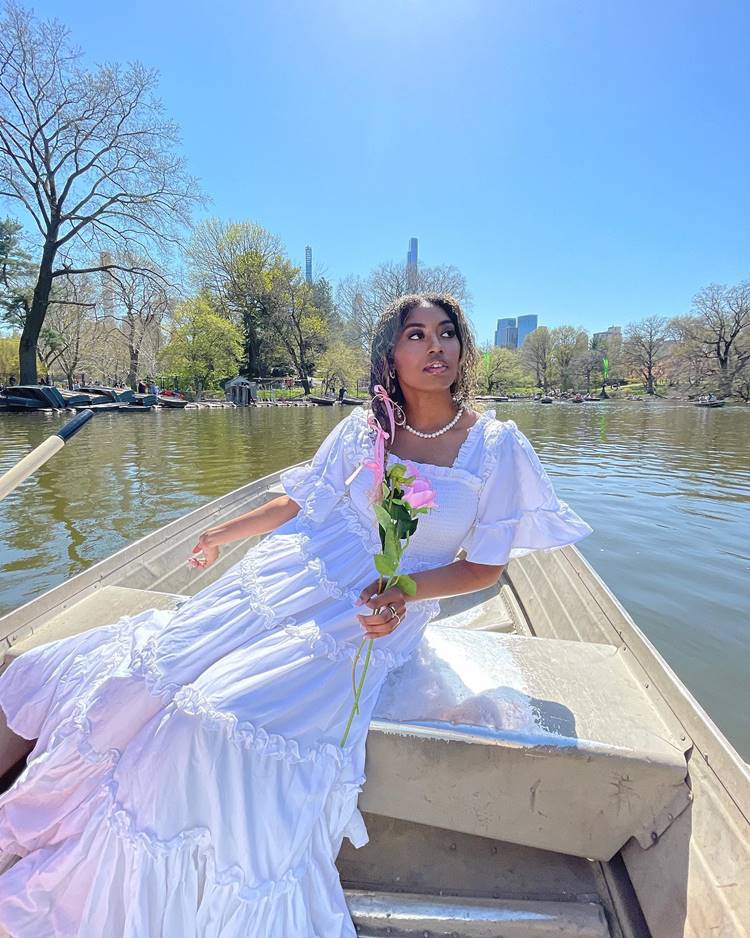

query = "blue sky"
17;0;750;342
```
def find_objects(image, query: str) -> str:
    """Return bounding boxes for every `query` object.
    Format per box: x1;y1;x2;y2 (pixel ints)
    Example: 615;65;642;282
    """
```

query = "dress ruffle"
0;609;369;937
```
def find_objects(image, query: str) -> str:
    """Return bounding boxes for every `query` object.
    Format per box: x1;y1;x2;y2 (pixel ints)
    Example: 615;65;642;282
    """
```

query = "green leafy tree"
159;296;243;399
551;326;589;391
480;344;531;393
521;326;554;392
315;340;369;396
0;217;36;329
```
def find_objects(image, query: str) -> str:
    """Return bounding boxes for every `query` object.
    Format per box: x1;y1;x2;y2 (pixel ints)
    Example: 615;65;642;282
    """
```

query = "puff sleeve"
279;410;360;522
461;421;593;566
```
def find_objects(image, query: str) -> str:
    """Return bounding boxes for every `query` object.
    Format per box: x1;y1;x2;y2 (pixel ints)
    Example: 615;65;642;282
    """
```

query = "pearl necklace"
404;406;465;438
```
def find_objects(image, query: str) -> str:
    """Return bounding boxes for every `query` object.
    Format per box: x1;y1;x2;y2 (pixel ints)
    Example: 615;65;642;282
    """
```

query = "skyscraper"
406;237;418;291
495;318;517;349
305;246;313;285
516;314;538;347
494;315;540;349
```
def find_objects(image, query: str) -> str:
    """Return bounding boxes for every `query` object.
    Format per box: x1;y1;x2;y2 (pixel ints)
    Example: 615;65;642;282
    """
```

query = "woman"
0;293;591;936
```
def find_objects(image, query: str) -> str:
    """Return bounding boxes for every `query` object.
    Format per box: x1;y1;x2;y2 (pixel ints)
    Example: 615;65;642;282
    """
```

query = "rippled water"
1;401;748;758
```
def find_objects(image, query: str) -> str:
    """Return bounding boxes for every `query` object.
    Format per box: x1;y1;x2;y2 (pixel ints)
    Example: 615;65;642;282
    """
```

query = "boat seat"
366;625;691;861
0;587;187;778
1;586;188;670
346;889;611;937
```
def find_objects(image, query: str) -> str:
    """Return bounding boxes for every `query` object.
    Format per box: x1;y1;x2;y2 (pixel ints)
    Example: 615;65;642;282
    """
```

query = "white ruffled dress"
0;406;592;937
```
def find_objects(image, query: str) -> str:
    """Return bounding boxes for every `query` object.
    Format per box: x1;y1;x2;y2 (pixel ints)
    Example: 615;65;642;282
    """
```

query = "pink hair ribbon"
344;384;396;497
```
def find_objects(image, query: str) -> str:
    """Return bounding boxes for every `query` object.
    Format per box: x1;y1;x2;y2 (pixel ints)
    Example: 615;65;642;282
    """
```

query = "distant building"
406;237;418;291
516;314;538;347
352;291;364;319
305;246;313;285
494;315;540;349
494;317;518;349
592;325;622;348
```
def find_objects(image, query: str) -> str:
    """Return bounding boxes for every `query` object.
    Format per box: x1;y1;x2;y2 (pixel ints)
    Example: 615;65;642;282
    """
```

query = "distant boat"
129;393;157;407
540;396;553;404
307;395;336;406
77;386;134;404
157;394;188;409
694;398;725;408
572;394;584;403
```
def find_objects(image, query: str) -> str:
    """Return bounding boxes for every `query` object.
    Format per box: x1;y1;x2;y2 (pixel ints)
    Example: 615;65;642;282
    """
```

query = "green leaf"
374;553;396;577
384;524;401;567
373;504;394;531
394;574;417;596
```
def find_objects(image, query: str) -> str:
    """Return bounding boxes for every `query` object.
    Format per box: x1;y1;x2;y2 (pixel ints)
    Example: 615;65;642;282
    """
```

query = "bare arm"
355;558;506;638
190;495;301;568
410;558;506;601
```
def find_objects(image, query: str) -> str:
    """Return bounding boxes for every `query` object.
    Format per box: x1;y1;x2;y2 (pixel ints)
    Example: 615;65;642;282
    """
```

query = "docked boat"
76;386;135;405
129;392;157;407
0;385;66;412
0;455;746;937
307;395;336;406
694;398;725;408
156;393;189;409
540;395;553;403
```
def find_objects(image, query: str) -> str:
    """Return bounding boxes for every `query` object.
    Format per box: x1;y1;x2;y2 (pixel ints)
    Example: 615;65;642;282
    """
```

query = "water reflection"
0;400;748;757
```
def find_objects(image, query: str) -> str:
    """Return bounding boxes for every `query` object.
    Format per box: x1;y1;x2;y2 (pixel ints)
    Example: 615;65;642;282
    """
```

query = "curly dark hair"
368;292;479;437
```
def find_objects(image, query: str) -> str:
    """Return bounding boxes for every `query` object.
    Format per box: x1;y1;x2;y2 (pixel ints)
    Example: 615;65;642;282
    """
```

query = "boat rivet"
449;842;456;850
667;813;673;821
651;831;658;843
490;846;497;854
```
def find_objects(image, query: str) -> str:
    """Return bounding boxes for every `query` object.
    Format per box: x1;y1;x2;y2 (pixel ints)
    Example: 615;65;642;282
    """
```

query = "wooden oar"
0;409;94;502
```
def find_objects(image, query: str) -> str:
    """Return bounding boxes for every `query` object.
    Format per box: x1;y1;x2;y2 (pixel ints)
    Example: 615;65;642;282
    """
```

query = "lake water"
1;400;748;758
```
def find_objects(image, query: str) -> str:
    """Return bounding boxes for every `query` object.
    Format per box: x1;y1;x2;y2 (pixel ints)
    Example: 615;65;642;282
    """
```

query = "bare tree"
102;252;170;387
0;2;200;381
337;260;471;352
683;282;750;398
36;273;96;385
623;315;669;394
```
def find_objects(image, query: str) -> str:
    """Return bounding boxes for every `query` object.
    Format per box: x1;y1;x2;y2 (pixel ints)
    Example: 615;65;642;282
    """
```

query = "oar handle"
0;409;95;502
56;408;94;441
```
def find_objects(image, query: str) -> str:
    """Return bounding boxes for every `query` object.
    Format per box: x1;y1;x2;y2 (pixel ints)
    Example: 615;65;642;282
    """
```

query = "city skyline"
494;314;539;349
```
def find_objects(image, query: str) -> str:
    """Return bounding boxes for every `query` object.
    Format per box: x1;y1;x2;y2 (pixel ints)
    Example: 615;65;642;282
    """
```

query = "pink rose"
401;464;438;511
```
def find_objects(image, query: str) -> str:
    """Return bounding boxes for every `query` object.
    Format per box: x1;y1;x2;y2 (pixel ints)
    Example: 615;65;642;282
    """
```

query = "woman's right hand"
189;530;220;569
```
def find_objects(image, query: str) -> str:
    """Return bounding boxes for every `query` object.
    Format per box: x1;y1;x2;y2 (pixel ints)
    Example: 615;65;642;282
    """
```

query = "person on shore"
0;293;592;936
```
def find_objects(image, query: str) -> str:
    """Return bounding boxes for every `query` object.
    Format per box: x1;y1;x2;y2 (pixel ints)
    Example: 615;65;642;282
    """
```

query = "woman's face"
391;302;462;395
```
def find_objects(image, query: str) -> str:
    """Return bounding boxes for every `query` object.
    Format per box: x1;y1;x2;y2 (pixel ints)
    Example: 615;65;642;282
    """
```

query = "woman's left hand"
355;581;407;639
